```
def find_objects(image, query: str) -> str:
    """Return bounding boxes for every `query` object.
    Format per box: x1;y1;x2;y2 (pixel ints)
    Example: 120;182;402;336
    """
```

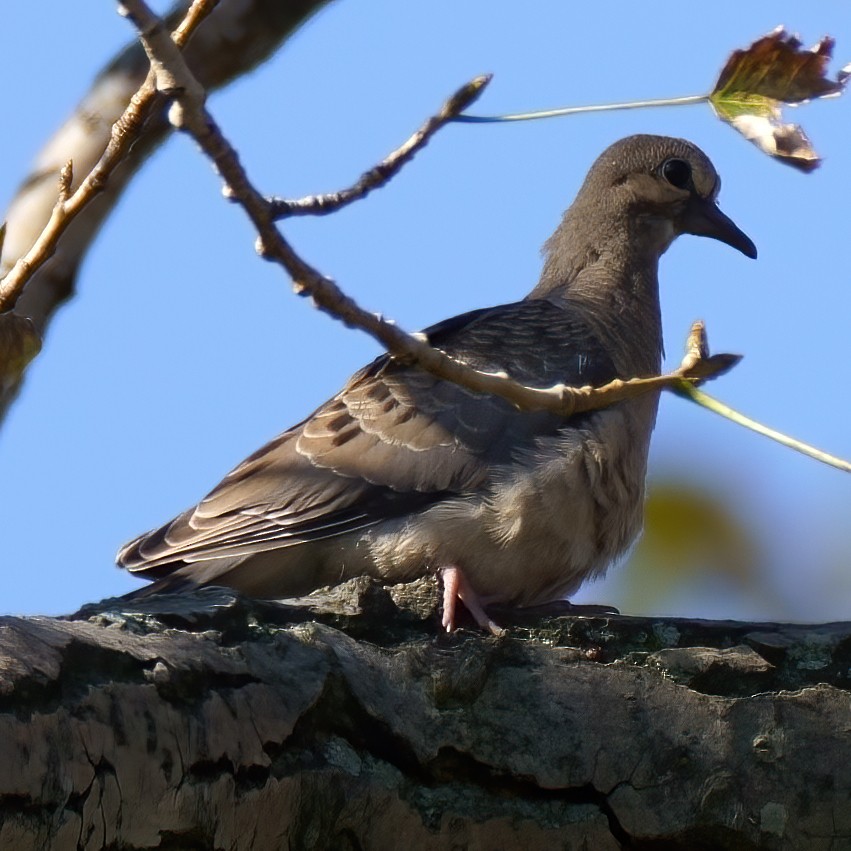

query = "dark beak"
682;196;757;259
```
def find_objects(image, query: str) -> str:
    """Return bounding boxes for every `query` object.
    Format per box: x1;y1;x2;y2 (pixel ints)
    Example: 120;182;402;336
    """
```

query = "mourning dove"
118;135;756;633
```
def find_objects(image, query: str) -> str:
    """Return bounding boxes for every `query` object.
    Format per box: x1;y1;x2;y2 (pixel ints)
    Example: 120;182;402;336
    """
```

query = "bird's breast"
363;395;660;607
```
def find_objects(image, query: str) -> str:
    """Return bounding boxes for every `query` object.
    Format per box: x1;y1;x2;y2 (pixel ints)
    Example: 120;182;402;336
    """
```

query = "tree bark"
1;578;848;850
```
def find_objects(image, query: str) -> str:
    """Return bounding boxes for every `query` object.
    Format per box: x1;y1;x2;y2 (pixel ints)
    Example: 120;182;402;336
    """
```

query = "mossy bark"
1;578;849;850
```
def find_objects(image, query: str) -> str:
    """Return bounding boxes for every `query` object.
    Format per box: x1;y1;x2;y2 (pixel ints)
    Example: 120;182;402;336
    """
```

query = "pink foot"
440;566;505;636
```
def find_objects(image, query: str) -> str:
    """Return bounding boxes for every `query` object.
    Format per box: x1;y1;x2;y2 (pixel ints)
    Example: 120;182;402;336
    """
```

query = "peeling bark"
1;578;849;850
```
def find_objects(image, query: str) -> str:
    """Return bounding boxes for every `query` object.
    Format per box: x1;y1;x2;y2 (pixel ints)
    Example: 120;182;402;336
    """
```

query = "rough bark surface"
1;577;849;850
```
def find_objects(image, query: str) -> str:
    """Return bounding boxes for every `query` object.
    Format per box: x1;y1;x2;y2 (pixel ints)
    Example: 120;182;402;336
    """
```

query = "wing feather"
119;298;617;573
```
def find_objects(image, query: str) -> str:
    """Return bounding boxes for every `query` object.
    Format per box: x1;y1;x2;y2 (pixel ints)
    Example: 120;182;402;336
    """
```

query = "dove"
118;134;756;633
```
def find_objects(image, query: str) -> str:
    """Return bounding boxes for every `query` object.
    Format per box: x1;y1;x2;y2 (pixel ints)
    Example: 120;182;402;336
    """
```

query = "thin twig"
454;94;708;123
269;76;492;218
675;383;851;474
0;0;216;315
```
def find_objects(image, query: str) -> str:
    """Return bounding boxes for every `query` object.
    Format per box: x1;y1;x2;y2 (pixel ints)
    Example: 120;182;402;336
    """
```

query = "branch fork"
119;0;738;424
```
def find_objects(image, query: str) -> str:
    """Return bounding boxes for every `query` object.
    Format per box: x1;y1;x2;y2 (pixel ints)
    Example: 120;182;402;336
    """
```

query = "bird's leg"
440;565;461;631
440;565;505;636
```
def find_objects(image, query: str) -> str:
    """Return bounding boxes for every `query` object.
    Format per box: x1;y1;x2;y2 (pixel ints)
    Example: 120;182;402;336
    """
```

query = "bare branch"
120;0;741;422
268;76;492;219
0;0;332;427
0;1;215;316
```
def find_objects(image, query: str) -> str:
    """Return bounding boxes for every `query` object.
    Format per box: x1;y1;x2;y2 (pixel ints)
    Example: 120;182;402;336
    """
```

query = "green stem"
454;94;708;123
673;382;851;474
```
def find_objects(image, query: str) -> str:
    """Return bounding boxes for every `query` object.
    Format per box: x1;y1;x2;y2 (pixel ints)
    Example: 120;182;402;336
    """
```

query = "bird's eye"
662;158;692;189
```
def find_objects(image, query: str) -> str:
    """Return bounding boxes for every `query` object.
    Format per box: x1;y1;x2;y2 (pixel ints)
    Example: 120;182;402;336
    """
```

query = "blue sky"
1;2;849;620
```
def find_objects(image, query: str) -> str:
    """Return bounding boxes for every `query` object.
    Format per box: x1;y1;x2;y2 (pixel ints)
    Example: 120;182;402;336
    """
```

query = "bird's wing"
120;298;617;570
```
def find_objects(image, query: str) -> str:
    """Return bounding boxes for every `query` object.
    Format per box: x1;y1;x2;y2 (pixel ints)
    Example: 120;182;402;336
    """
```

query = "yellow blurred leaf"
710;27;849;171
638;484;758;579
616;482;775;613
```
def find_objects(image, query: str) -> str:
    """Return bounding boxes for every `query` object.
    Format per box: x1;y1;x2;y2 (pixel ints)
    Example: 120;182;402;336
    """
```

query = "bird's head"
582;134;757;260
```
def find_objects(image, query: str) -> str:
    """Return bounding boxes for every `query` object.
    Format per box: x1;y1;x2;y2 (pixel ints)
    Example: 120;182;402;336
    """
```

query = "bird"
118;134;756;634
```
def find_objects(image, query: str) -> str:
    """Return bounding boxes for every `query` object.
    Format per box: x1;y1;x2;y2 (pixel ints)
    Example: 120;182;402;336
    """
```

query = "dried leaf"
0;313;41;392
710;27;849;171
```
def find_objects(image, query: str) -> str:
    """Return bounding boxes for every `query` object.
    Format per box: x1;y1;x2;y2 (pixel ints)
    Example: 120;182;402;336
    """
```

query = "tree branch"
121;0;741;421
268;75;492;219
0;0;333;425
5;583;851;848
0;1;214;316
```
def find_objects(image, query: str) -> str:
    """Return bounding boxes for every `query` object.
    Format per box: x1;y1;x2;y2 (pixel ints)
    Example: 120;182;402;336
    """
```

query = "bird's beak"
682;197;757;259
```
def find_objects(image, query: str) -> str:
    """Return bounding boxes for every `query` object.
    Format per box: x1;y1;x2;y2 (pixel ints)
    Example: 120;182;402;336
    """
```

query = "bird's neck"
530;209;666;377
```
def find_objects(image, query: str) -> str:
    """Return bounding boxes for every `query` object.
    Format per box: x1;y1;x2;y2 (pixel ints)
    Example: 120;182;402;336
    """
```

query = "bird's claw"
440;565;506;636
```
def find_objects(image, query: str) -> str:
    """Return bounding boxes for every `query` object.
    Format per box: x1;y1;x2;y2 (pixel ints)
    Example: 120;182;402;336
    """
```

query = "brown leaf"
0;313;41;392
710;27;849;171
